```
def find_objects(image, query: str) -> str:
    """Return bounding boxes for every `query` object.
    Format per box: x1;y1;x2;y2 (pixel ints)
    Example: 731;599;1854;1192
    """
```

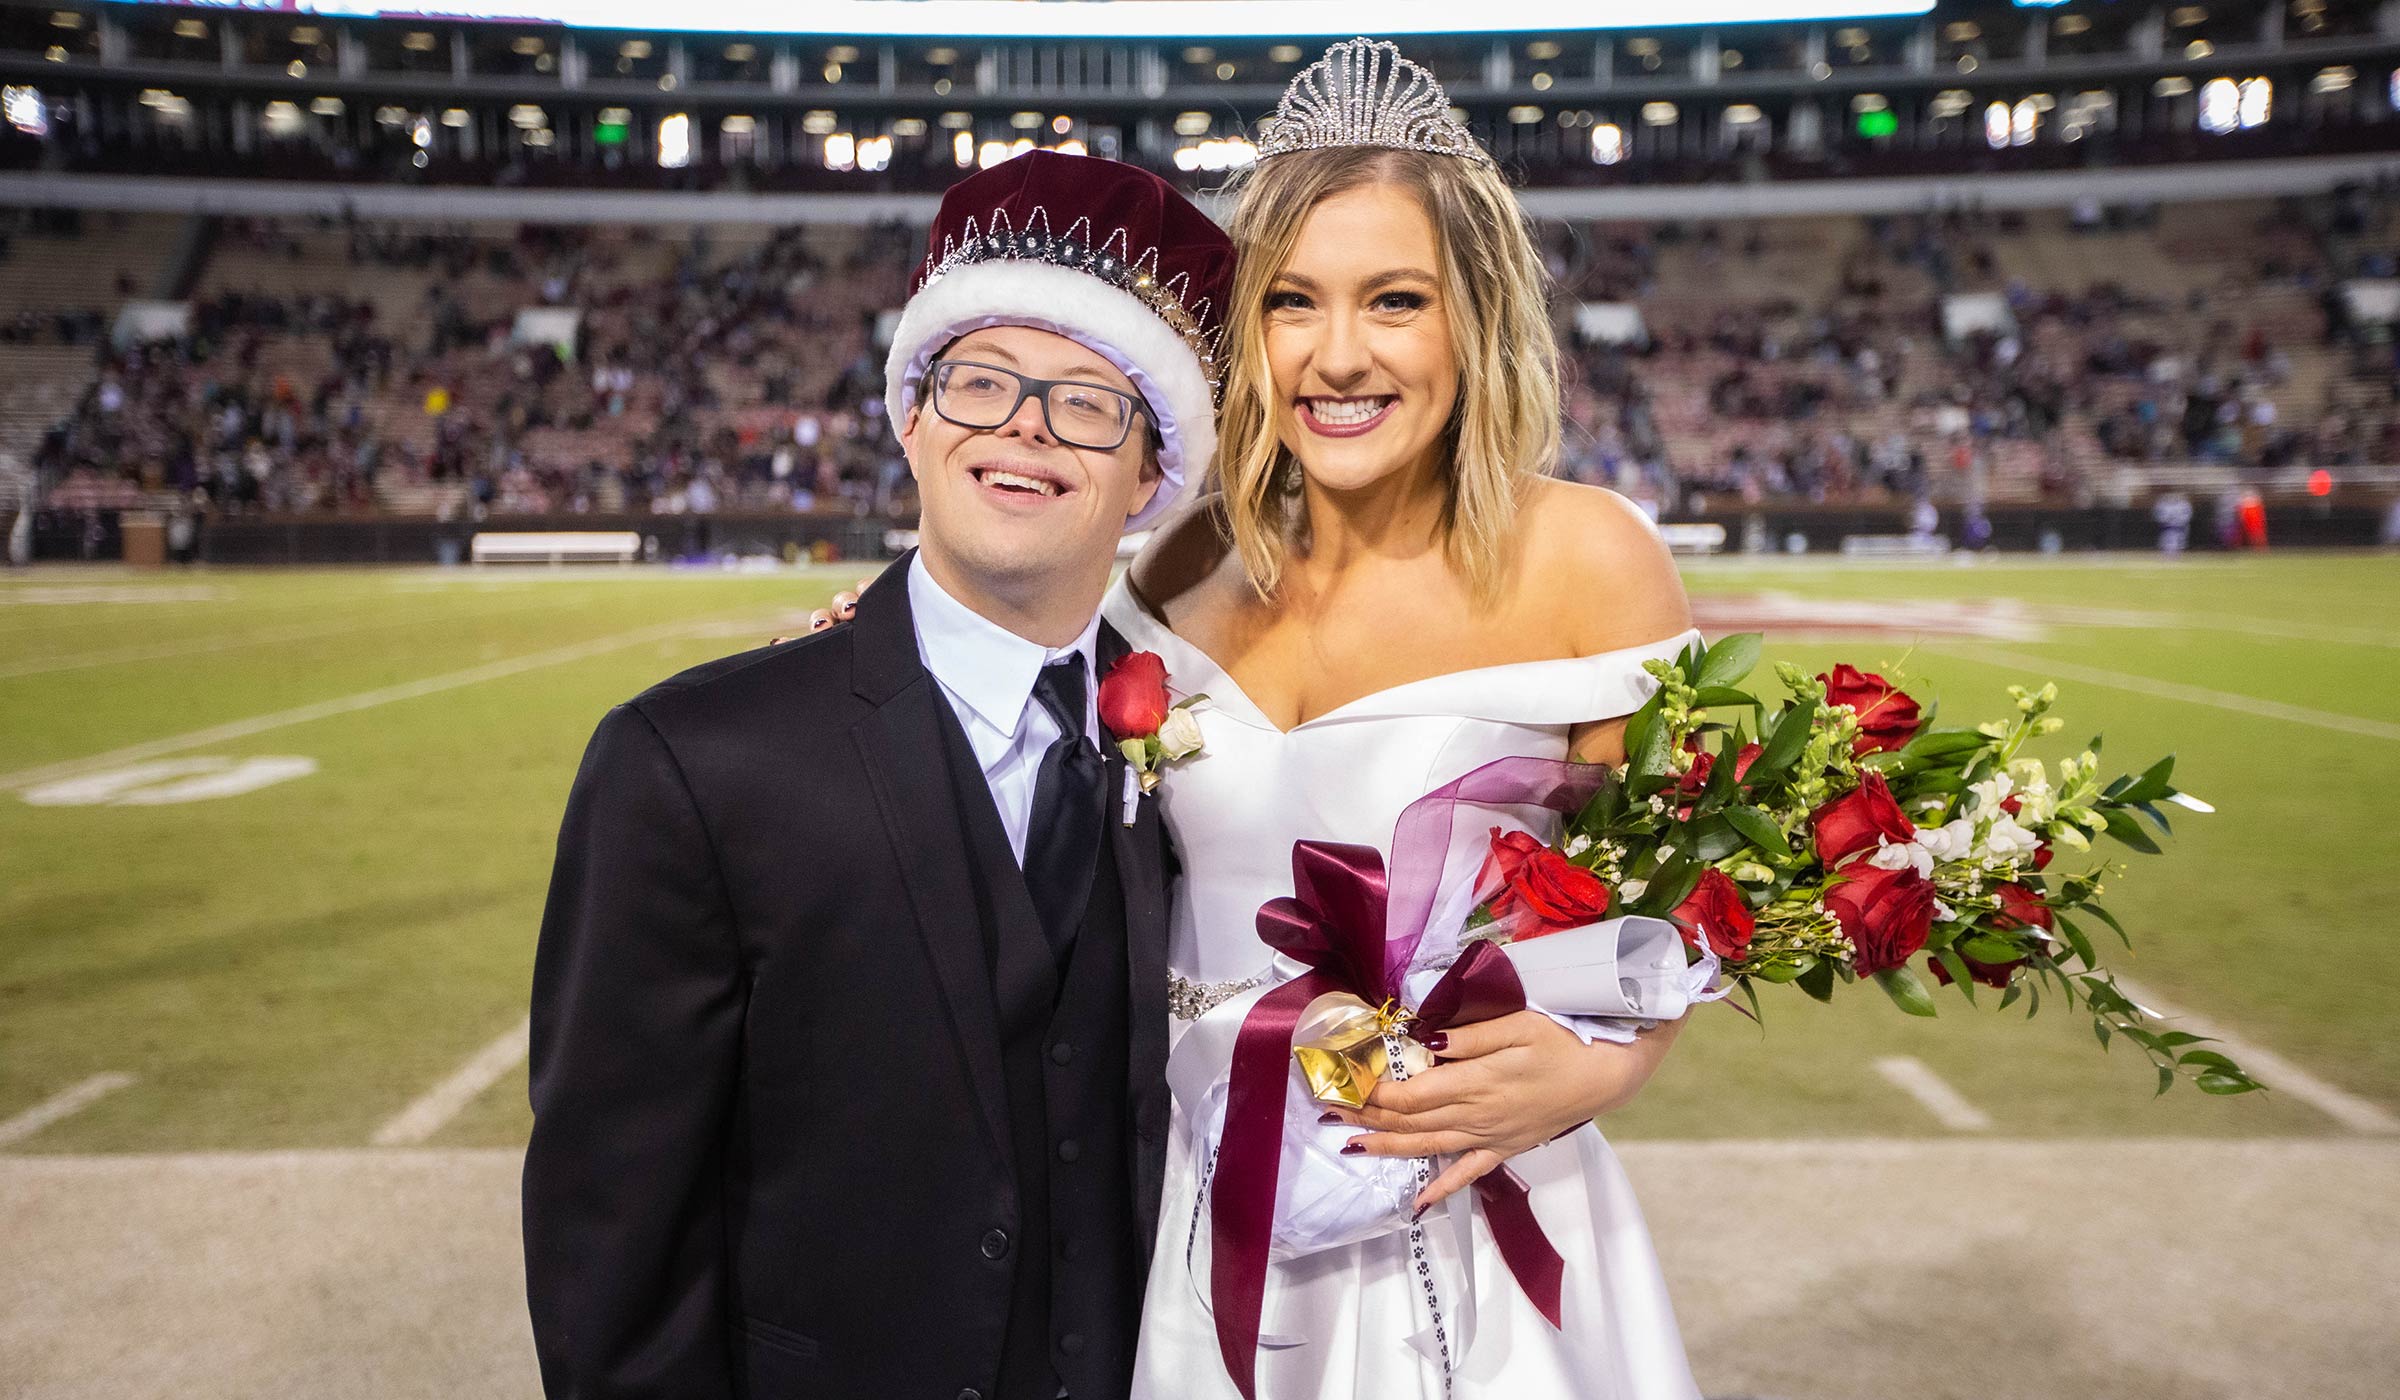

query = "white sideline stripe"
0;610;800;794
371;1017;531;1148
1872;1056;1993;1132
2110;977;2400;1135
0;589;612;680
1926;643;2400;742
0;1073;136;1149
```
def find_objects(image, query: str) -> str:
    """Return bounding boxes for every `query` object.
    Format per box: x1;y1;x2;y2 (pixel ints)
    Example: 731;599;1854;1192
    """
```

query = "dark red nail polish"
1341;1142;1365;1156
1318;1112;1342;1125
1420;1033;1448;1053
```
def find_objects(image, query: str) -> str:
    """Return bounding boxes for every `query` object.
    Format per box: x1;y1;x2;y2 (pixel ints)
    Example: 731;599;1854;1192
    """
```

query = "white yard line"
0;610;799;794
370;1017;532;1148
2030;604;2400;650
0;587;636;681
1924;643;2400;742
0;1073;136;1149
2110;977;2400;1135
1872;1056;1994;1132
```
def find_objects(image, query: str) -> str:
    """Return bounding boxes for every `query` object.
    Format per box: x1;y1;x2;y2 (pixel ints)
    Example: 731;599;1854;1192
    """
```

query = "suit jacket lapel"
850;556;1014;1168
1100;622;1173;1249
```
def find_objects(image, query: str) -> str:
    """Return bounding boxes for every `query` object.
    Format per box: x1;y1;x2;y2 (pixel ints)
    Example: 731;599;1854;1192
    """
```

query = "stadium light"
1590;122;1626;164
658;113;693;167
953;130;974;166
824;131;857;171
857;134;893;171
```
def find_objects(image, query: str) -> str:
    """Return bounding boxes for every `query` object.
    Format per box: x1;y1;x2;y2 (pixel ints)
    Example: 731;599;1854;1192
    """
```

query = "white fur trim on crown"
883;259;1214;533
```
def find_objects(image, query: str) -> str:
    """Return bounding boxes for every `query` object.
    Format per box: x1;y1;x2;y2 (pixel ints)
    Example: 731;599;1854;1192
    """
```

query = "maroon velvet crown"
913;150;1234;349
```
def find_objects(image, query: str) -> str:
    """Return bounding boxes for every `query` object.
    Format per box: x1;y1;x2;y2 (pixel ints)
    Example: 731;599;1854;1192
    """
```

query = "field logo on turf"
20;756;318;806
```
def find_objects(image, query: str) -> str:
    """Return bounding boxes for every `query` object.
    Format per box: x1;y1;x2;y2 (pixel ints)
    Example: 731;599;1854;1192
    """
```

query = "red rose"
1675;740;1765;800
1824;863;1937;975
1097;650;1171;738
1928;951;2023;990
1810;771;1916;867
1818;664;1923;755
1989;882;2053;934
1671;868;1755;961
1480;829;1612;940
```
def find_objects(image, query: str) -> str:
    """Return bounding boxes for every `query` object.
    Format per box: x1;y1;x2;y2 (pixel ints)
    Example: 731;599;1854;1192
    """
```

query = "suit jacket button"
979;1229;1009;1260
957;1390;983;1400
1056;1138;1080;1163
1059;1333;1086;1357
1050;1041;1074;1066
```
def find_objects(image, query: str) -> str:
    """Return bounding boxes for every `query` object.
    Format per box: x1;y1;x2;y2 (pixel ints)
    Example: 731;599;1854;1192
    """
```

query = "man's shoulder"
622;622;861;735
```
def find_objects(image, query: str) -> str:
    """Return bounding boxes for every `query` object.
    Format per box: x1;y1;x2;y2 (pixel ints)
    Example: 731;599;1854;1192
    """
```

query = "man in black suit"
522;152;1234;1400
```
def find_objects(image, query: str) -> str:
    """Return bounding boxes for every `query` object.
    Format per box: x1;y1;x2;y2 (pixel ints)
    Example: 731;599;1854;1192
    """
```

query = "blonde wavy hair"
1209;147;1561;598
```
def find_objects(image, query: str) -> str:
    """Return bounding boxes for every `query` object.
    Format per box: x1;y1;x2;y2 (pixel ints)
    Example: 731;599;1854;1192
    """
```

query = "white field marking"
0;586;620;680
2108;977;2400;1135
370;1016;531;1147
1923;643;2400;742
0;609;807;795
0;1073;136;1149
1690;590;2047;641
2031;603;2400;650
0;584;227;607
21;756;318;807
1871;1056;1995;1132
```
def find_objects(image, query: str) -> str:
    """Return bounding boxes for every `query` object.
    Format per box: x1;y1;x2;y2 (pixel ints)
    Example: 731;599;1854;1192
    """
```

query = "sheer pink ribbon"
1208;756;1610;1400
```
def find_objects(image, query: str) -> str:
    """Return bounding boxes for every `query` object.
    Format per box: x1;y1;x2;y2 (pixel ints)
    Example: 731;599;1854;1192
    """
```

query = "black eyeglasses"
924;359;1151;452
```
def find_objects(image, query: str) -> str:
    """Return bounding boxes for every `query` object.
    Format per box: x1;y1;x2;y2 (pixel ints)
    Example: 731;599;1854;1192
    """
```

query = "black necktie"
1023;656;1104;968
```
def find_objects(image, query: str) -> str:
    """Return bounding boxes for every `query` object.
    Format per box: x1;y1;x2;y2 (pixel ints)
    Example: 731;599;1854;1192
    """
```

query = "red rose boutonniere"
1098;651;1206;815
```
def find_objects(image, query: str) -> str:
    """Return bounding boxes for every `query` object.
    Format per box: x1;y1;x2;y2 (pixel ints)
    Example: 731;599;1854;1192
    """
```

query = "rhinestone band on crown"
917;205;1222;397
1257;37;1493;167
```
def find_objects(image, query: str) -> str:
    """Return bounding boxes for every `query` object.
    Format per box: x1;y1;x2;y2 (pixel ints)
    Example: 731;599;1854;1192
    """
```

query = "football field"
4;552;2398;1400
2;552;2395;1154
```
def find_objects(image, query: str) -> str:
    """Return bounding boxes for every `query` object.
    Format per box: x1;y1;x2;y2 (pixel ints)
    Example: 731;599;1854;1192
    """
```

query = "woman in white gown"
1104;39;1707;1400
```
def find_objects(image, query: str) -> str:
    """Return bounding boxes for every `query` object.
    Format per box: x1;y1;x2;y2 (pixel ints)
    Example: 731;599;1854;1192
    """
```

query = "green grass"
1;555;2391;1152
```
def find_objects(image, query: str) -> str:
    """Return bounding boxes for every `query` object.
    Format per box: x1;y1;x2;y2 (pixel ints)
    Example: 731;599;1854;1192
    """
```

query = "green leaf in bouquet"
2094;1019;2112;1051
1570;771;1626;837
2197;1071;2262;1095
1722;805;1792;859
1735;977;1764;1023
1693;686;1761;709
2082;903;2132;948
1693;633;1764;691
1637;852;1705;916
1623;690;1663;769
1897;728;1992;762
1958;933;2024;965
1749;702;1813;782
2100;808;2163;855
2134;801;2173;837
2052;914;2097;971
2112;754;2177;807
2173;1049;2243;1073
2156;1064;2175;1097
2154;1031;2211;1049
1685;814;1748;863
1998;982;2024;1012
1874;966;1940;1018
1933;949;1977;1005
1796;958;1837;1001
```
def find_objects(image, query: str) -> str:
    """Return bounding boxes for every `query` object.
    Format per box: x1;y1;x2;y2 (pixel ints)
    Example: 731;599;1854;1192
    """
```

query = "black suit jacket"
523;558;1173;1399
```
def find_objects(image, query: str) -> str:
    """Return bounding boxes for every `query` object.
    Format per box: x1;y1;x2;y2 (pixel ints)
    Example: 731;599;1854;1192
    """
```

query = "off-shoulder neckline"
1101;575;1699;736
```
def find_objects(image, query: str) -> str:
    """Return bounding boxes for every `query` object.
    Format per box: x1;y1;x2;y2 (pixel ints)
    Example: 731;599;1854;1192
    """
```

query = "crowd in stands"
21;184;2400;524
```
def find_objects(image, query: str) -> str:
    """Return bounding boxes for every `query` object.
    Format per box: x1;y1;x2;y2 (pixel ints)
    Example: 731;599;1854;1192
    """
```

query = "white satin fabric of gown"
1103;576;1706;1400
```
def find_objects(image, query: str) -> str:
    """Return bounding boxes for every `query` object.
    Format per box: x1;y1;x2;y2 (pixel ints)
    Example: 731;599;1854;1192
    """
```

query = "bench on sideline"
469;531;642;566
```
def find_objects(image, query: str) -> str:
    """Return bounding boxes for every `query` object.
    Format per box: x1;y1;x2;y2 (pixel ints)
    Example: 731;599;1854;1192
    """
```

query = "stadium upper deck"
4;2;2400;193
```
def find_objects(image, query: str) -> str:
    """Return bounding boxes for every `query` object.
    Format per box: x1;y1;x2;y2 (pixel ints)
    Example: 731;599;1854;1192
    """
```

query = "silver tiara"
1257;37;1492;166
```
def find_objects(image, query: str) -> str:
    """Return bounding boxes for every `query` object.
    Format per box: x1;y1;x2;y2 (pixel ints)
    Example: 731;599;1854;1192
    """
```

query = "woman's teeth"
978;468;1061;497
1305;398;1391;426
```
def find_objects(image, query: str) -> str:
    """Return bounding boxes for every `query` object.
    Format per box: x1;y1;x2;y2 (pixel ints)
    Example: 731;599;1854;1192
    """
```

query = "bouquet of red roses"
1467;634;2259;1097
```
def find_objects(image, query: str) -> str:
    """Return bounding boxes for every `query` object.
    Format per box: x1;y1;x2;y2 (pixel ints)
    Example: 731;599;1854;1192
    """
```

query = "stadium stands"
9;186;2400;530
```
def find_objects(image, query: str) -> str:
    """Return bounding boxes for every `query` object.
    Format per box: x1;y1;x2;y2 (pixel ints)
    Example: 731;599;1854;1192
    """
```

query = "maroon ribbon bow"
1209;756;1610;1399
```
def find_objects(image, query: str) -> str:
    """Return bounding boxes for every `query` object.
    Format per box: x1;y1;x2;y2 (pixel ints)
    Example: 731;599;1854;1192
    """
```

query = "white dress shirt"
907;554;1102;866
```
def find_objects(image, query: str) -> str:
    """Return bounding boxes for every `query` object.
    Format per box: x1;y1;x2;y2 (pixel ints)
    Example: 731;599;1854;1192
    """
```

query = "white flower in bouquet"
1980;812;2042;861
1867;836;1935;878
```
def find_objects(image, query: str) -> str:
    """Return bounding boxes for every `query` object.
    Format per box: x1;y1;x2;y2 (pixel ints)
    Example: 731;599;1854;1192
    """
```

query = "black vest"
938;701;1141;1400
